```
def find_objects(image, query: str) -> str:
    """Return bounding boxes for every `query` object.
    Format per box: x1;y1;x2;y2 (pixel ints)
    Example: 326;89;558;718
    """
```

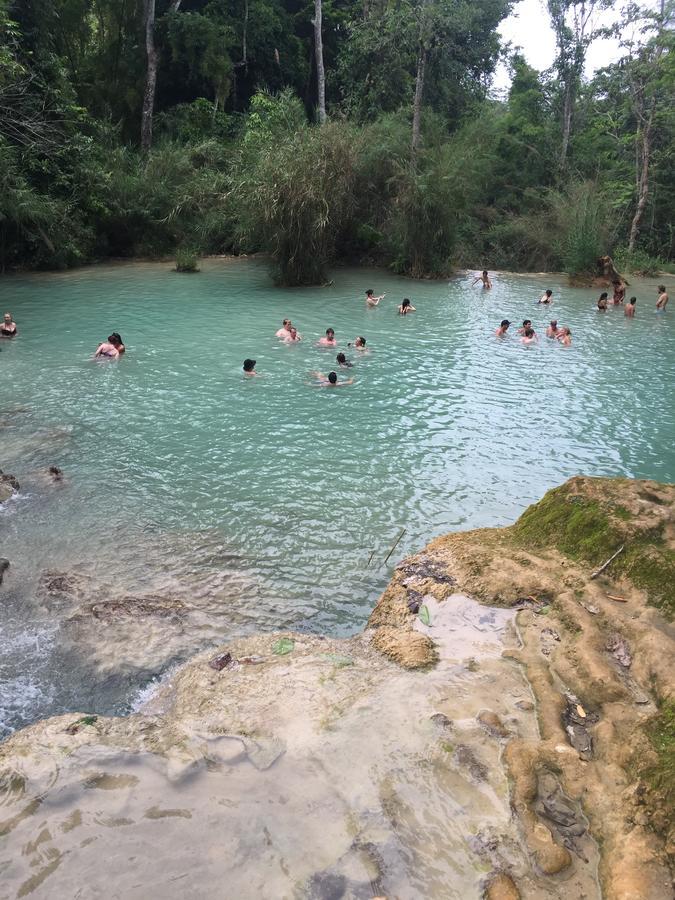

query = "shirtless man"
365;289;385;307
538;290;553;304
283;326;301;342
495;319;510;336
557;328;572;346
521;328;538;345
624;297;637;318
612;280;626;304
94;337;120;359
312;371;353;387
656;285;669;311
472;270;492;289
546;320;560;338
0;312;17;337
276;319;293;338
317;328;337;347
517;319;534;336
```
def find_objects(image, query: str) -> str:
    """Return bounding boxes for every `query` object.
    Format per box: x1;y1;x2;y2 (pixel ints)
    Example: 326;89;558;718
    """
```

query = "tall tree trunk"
628;112;653;252
140;0;157;152
314;0;326;124
141;0;182;152
560;77;574;167
411;36;427;158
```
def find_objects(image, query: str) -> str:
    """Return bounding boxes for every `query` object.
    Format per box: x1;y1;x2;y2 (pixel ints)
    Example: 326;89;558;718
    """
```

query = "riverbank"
1;476;672;899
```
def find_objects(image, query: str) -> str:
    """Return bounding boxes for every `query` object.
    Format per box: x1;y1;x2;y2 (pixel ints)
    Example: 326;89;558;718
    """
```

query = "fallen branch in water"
590;545;624;580
383;528;406;566
366;549;375;568
607;594;628;603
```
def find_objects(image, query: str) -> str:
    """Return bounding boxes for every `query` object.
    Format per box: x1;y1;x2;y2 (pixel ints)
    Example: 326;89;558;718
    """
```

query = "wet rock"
406;588;424;614
484;872;520;900
455;744;488;781
562;694;598;760
85;595;186;622
0;557;9;585
606;632;632;668
535;772;589;862
430;712;452;729
477;710;510;738
37;570;85;609
209;652;233;671
48;466;64;481
0;471;20;502
305;871;348;900
396;554;457;586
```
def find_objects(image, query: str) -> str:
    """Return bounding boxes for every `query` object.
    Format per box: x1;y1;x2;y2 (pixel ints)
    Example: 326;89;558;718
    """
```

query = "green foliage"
641;700;675;840
175;249;200;272
272;637;295;655
613;246;665;277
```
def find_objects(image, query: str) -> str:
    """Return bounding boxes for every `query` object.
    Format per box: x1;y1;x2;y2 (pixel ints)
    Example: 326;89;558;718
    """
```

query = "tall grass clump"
235;118;361;285
552;181;610;277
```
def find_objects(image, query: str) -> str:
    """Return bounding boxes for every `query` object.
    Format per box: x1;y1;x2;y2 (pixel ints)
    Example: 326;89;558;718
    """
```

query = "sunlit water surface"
1;259;673;732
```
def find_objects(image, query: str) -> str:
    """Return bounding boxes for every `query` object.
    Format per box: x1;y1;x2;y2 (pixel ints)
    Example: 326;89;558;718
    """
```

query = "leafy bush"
613;246;664;276
175;249;200;271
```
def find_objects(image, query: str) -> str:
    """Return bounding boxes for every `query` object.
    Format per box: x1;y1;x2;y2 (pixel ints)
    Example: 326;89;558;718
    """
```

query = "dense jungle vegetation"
0;0;673;283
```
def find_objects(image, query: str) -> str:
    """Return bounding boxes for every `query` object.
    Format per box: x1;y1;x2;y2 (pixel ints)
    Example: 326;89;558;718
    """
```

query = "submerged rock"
0;470;20;502
478;710;510;739
484;872;521;900
0;557;9;585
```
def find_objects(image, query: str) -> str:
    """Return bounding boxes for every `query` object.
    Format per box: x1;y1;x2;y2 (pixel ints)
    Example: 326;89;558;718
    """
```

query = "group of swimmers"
244;290;417;385
495;317;572;345
596;282;669;315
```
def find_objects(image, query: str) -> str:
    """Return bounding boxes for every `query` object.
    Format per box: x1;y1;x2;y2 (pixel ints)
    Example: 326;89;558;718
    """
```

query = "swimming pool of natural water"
1;259;673;732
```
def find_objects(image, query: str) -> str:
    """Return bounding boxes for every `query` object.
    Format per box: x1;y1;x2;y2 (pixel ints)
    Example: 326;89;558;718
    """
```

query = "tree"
314;0;327;122
142;0;182;151
546;0;613;167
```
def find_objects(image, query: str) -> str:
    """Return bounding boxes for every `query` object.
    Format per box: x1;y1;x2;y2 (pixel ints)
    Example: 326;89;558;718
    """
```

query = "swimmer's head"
355;336;366;347
613;279;621;286
658;284;666;293
289;327;297;337
107;334;117;344
3;312;12;322
328;371;338;384
564;328;571;335
629;297;636;304
402;298;411;308
243;358;256;372
282;318;290;327
336;352;346;364
545;289;552;297
365;289;374;297
500;319;510;328
524;328;534;338
550;320;558;327
326;328;335;338
110;332;123;346
522;319;531;328
482;270;488;276
599;292;608;301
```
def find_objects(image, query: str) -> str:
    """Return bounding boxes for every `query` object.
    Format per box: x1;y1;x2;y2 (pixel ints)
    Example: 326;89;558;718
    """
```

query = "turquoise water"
1;258;673;731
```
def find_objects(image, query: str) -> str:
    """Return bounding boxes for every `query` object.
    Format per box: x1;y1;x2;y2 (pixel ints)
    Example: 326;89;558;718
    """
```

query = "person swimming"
546;320;560;338
517;319;533;335
243;358;258;376
317;328;336;346
557;328;572;346
472;270;492;289
365;289;385;307
521;328;538;345
94;336;120;359
625;297;637;318
276;319;293;338
597;292;608;311
312;370;353;387
1;312;17;337
283;326;301;342
398;298;416;314
110;332;125;353
495;319;510;336
538;290;553;304
350;336;367;350
336;352;353;368
612;280;626;304
656;285;669;311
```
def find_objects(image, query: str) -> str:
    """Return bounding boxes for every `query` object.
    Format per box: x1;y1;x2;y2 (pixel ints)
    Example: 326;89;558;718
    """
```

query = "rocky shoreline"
0;476;673;899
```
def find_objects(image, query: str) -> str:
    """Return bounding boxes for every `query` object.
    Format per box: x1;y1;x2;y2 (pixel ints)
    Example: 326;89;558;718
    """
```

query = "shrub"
613;246;664;277
175;249;200;272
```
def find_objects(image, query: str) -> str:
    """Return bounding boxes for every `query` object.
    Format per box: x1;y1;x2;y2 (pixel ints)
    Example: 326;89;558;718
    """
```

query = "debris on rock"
606;632;632;668
562;693;598;760
396;554;457;586
430;712;452;729
535;772;589;862
455;744;489;782
540;627;561;657
209;652;234;671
